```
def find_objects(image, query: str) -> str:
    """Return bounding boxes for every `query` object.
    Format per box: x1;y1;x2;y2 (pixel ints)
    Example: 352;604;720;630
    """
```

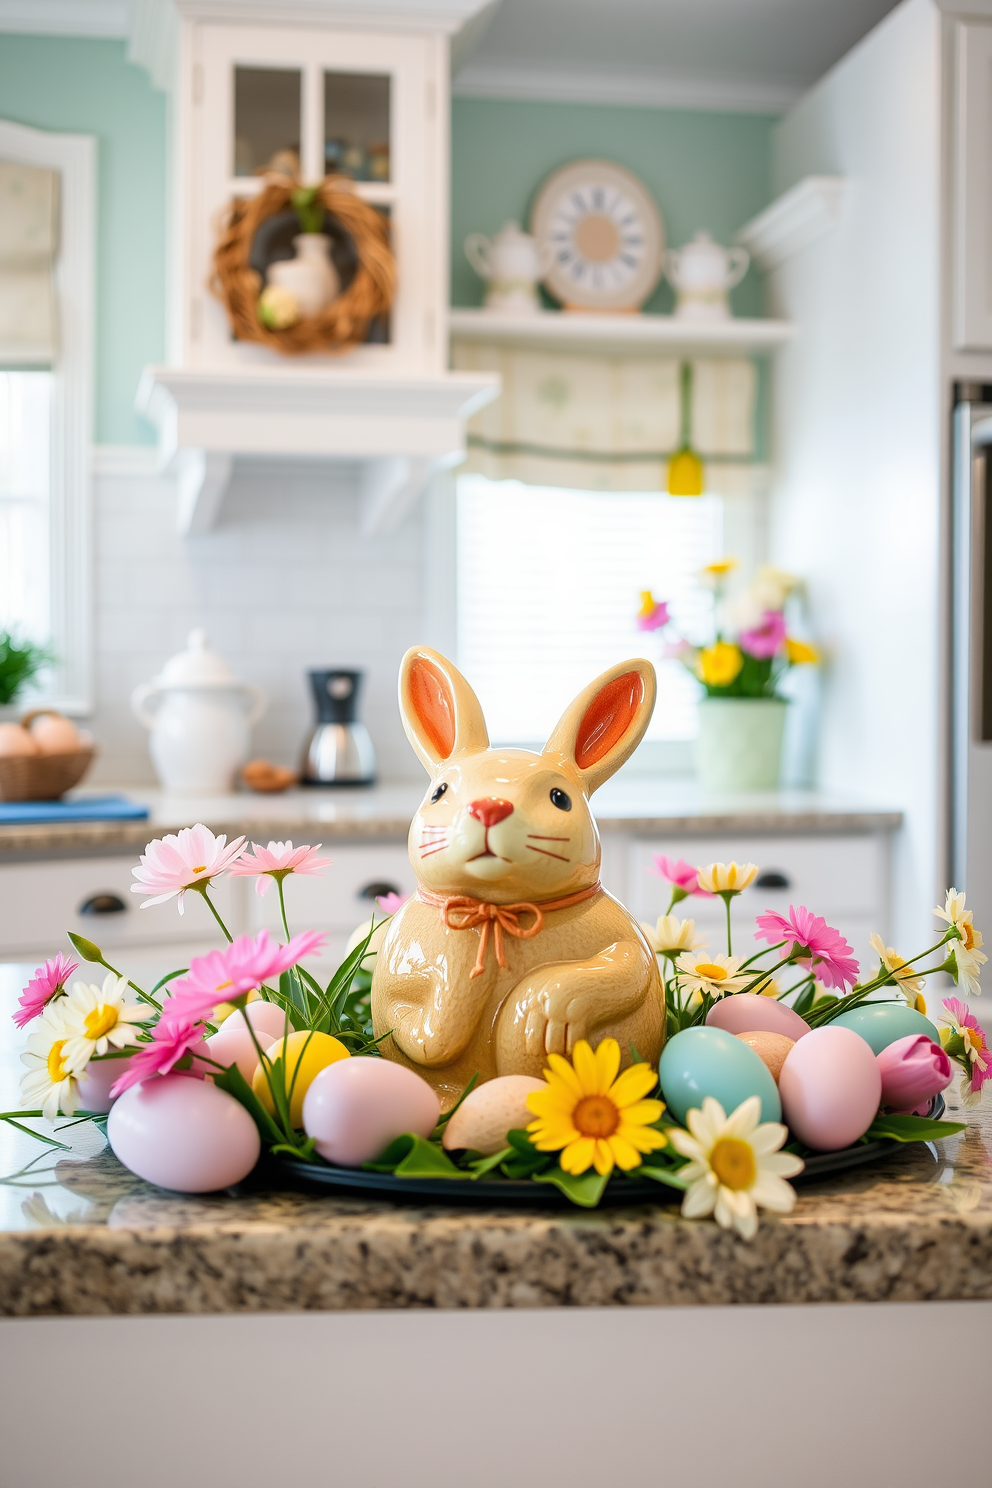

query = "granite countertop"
0;780;903;861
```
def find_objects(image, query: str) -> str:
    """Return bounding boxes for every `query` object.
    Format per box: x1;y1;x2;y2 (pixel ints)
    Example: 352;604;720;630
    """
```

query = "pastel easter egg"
201;1024;274;1082
253;1030;350;1127
76;1055;135;1113
735;1031;794;1084
659;1025;781;1126
442;1076;546;1155
303;1056;441;1167
830;1002;940;1055
107;1074;261;1191
778;1025;882;1151
706;993;811;1042
223;1000;292;1041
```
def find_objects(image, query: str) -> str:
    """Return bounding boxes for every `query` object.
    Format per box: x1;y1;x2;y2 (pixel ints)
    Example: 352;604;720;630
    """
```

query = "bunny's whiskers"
526;844;571;862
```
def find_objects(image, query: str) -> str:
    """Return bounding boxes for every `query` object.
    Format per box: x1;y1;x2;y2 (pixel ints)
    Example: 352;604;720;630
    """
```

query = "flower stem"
199;886;233;943
95;956;161;1011
723;895;733;956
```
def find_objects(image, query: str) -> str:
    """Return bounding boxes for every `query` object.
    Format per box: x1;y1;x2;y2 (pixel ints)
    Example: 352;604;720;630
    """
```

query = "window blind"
456;476;722;743
0;160;58;366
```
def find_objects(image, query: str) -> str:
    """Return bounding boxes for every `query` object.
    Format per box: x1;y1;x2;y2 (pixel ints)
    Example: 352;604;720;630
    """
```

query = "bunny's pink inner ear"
574;672;646;769
408;657;456;760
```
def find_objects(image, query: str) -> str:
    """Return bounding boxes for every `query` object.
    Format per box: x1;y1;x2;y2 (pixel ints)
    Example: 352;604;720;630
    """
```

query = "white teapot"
131;631;267;795
464;221;553;314
663;231;750;321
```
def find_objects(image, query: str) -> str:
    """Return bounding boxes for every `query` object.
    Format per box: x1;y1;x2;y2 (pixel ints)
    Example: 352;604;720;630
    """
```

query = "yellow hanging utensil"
667;362;704;496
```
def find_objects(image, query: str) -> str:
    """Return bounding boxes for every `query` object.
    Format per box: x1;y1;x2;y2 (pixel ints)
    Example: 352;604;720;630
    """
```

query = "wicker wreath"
211;176;396;355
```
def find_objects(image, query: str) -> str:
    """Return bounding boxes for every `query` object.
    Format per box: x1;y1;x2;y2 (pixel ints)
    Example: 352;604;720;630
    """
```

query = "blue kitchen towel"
0;795;150;824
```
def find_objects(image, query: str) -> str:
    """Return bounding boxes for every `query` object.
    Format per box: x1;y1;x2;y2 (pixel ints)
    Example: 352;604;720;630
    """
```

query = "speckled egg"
659;1025;781;1125
830;1002;940;1055
735;1031;794;1084
303;1056;441;1167
107;1074;261;1191
442;1076;546;1155
778;1025;882;1150
706;993;811;1042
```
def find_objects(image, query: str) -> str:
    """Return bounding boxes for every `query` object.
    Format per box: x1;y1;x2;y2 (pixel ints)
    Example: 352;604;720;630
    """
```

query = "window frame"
0;118;95;714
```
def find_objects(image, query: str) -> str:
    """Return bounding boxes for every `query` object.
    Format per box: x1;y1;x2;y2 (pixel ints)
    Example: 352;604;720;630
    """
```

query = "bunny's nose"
468;797;514;828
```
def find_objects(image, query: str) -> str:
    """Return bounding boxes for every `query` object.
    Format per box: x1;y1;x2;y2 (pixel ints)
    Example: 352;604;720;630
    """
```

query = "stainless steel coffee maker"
301;669;376;786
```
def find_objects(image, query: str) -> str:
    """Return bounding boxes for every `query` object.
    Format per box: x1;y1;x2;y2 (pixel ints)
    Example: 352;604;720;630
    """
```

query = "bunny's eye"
550;788;572;811
430;782;448;804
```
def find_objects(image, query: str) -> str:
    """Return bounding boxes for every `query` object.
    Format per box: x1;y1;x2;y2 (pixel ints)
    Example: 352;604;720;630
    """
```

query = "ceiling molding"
737;176;846;271
452;59;800;114
0;0;128;35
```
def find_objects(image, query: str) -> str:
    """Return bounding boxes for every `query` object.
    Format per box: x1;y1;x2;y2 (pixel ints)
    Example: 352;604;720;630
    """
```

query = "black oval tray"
271;1096;945;1206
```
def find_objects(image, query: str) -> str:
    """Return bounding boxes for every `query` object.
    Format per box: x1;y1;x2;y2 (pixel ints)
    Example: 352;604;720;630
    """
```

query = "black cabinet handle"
358;880;401;902
78;892;127;916
754;871;791;891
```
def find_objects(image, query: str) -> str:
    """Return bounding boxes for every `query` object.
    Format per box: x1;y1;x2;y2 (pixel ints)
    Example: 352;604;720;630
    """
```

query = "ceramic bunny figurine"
371;648;665;1107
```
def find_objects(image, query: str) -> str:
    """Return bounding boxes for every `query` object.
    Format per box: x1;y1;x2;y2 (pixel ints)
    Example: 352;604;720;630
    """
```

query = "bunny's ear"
545;659;656;794
399;647;490;774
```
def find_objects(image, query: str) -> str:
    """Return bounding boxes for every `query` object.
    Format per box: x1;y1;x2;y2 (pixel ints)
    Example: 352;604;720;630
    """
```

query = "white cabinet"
953;20;992;350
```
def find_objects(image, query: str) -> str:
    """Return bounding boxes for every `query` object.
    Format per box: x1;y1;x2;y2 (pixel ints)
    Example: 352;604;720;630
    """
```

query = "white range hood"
132;0;500;534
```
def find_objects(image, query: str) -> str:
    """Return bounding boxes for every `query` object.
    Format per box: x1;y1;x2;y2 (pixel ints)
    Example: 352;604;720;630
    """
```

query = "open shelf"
448;307;792;356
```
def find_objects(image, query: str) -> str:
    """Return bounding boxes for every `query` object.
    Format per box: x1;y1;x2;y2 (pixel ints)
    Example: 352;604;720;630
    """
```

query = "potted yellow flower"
636;561;819;790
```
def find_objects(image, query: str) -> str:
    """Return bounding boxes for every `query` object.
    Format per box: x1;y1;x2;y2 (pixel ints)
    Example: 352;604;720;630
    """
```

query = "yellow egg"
252;1030;350;1127
214;987;261;1023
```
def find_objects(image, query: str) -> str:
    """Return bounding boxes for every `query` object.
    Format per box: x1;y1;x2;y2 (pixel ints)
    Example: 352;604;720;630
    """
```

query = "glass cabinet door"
323;72;390;182
234;66;302;178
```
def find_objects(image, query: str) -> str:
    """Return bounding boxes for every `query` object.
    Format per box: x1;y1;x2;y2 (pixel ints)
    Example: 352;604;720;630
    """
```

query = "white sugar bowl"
131;631;267;794
663;231;750;321
464;221;552;313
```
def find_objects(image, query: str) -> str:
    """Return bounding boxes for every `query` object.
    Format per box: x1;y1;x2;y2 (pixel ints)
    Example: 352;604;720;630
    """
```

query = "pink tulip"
876;1034;952;1113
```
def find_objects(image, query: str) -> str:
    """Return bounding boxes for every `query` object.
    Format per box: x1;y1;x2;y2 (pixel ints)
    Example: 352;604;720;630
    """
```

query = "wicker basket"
0;710;95;802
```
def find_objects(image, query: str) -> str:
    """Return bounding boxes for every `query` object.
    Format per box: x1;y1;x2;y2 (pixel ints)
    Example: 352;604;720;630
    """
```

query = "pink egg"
107;1074;261;1191
222;1001;292;1040
199;1025;274;1082
779;1025;882;1151
76;1056;134;1113
303;1057;441;1168
706;992;811;1042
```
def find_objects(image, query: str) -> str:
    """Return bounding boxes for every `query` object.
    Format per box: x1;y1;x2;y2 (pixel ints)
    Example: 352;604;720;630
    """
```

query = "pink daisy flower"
164;929;326;1024
376;891;411;915
754;905;860;990
14;952;78;1029
636;592;670;633
647;855;714;898
941;996;991;1105
110;1015;208;1098
130;824;247;914
740;609;787;661
228;839;332;897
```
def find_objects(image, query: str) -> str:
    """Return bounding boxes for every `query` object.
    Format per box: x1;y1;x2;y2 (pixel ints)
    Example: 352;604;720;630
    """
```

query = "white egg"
442;1076;546;1155
0;723;37;757
108;1074;261;1192
29;713;82;754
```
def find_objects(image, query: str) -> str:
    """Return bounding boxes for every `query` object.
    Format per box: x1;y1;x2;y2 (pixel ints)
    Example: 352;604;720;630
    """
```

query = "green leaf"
532;1166;609;1207
432;1072;479;1134
501;1128;553;1178
0;1115;71;1150
467;1147;512;1179
270;1136;318;1162
632;1162;691;1191
151;967;188;995
865;1113;967;1144
363;1134;469;1179
211;1063;284;1146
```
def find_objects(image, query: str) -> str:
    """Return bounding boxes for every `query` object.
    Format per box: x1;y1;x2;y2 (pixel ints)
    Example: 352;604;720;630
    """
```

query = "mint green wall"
451;98;776;316
0;36;166;445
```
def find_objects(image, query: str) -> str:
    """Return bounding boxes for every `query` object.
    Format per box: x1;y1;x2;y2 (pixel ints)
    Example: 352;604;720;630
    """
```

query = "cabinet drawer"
250;843;414;935
0;857;248;959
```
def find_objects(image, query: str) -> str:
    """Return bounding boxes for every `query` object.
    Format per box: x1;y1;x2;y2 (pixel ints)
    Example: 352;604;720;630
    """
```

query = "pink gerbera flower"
754;905;860;990
130;824;247;914
740;609;787;660
229;840;332;897
941;996;991;1105
164;929;326;1024
14;952;78;1029
110;1015;208;1098
376;891;411;915
636;591;670;633
647;855;714;898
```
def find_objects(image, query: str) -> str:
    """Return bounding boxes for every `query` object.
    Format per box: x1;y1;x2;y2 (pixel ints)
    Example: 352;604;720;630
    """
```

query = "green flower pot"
695;697;787;792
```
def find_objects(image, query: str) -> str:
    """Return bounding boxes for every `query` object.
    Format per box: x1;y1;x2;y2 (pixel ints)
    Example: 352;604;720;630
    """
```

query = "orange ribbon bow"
417;883;602;979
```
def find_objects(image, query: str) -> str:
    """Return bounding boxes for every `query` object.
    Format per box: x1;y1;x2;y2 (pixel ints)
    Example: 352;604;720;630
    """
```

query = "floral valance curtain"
451;339;758;493
0;160;58;366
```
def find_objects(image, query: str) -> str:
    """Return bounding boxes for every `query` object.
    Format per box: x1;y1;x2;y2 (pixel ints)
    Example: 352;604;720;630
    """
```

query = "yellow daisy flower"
526;1038;667;1177
869;932;927;1008
700;557;738;581
696;860;759;894
698;642;743;687
785;638;819;665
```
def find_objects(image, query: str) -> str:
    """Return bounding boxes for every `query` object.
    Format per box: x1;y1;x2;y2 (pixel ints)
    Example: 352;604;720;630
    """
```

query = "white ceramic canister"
267;234;340;317
663;231;750;321
464;221;553;314
131;631;267;794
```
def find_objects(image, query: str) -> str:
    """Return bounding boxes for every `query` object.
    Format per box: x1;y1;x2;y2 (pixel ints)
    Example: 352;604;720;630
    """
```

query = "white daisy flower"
669;1095;804;1241
696;861;759;895
674;951;750;998
935;888;984;951
951;942;986;997
20;1001;84;1123
61;972;146;1066
869;932;927;1008
641;915;707;957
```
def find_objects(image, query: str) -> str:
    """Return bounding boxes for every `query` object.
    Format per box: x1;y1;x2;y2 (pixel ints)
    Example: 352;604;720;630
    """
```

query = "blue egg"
830;1002;940;1054
659;1025;781;1126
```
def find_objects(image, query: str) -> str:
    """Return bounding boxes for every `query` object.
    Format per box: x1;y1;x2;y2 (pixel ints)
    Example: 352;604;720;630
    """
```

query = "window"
0;120;94;712
456;475;723;748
